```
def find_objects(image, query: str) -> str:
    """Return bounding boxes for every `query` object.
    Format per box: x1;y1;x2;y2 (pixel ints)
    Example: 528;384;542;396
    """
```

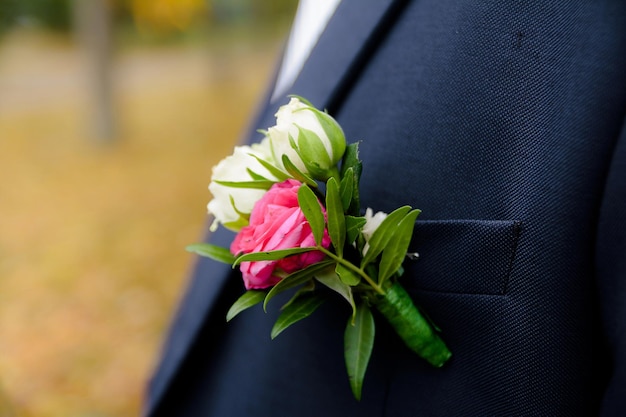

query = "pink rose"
230;179;331;289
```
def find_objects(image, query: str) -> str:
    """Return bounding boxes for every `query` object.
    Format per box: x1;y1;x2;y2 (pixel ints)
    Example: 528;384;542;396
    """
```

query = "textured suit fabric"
146;0;626;415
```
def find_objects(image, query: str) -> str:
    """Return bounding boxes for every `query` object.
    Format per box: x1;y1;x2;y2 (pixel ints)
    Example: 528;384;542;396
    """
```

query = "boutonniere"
188;97;452;400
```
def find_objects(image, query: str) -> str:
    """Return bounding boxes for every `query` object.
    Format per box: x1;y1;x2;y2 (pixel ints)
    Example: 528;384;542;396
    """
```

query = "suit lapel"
146;0;406;414
282;0;408;112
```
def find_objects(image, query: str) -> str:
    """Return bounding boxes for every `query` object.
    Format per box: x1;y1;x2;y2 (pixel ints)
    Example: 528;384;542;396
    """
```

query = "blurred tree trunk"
73;0;116;144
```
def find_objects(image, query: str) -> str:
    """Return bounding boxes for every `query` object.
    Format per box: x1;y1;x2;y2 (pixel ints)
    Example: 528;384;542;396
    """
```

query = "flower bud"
268;97;346;181
208;138;280;232
362;208;388;255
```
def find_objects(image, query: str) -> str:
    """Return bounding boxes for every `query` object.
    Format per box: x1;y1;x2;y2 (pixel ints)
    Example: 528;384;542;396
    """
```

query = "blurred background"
0;0;296;415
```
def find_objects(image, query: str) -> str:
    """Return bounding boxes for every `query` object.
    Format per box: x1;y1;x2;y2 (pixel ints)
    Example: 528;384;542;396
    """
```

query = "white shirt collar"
271;0;342;103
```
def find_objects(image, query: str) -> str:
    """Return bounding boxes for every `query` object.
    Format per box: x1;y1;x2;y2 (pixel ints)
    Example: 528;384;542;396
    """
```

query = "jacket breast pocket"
401;220;522;296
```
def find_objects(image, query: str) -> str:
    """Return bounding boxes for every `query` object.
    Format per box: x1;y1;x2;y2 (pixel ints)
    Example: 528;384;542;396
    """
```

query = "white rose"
362;208;388;255
207;138;281;232
267;97;346;181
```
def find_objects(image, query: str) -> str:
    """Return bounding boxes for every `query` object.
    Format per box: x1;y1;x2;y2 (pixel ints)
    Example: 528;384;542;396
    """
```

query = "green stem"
317;246;385;295
327;167;341;184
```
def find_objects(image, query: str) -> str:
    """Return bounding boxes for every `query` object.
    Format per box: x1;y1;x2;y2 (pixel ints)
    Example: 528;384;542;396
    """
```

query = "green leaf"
315;269;357;320
336;263;361;286
228;195;250;220
233;247;318;265
340;143;361;176
282;154;317;187
378;209;420;285
246;168;268;181
279;280;316;311
339;167;354;211
248;153;290;182
288;133;305;159
263;260;334;310
344;302;375;401
360;206;412;268
226;290;266;321
345;215;366;245
186;243;235;264
309;107;346;164
271;293;325;339
298;185;326;246
340;143;362;215
297;126;332;179
325;177;345;257
214;180;275;190
222;217;249;232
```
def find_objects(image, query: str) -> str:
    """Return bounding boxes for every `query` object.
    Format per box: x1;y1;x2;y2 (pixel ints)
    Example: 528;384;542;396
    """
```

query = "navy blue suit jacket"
146;0;626;415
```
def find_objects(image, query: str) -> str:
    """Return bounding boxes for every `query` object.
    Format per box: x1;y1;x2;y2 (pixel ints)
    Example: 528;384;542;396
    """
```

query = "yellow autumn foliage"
130;0;207;32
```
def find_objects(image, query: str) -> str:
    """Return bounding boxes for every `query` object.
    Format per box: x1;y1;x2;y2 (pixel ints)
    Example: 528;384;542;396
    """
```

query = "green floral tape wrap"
373;283;452;367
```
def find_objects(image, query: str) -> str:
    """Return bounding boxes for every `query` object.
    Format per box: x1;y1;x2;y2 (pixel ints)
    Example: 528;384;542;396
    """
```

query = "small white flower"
267;97;346;181
362;208;388;255
208;138;281;232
